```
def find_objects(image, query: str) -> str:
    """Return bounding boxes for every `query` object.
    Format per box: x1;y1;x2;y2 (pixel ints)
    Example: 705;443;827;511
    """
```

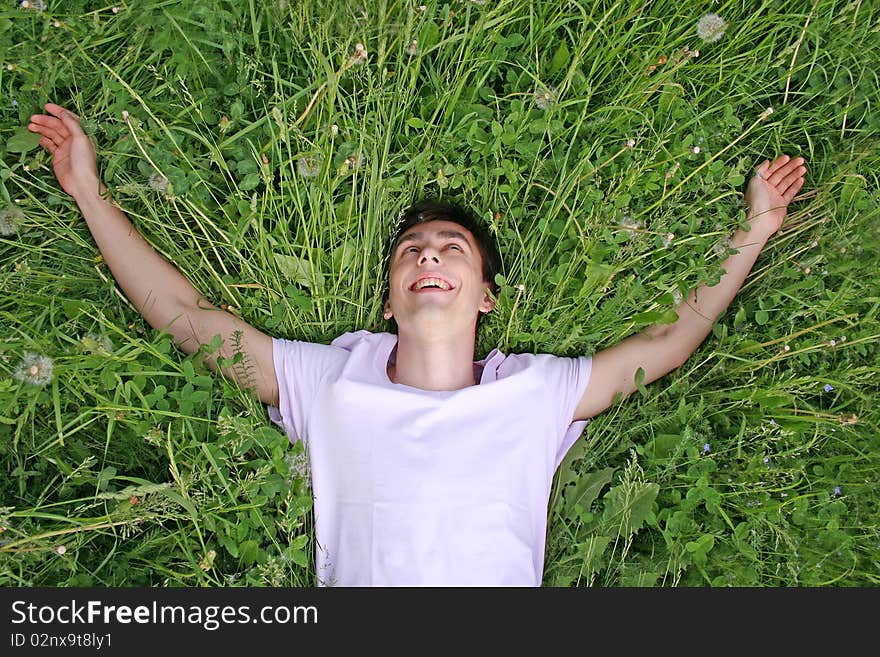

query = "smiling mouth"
410;277;454;291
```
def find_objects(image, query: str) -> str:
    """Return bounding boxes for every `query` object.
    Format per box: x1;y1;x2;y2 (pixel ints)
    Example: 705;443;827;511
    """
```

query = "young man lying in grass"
28;102;806;586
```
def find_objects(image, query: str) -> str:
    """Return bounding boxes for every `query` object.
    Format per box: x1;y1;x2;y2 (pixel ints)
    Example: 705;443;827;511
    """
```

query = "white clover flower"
406;40;419;56
0;206;24;236
82;332;113;355
349;43;368;66
617;215;643;239
533;86;557;110
297;156;320;178
345;152;366;170
713;237;733;257
696;13;727;43
625;138;636;149
14;352;54;386
147;172;169;193
662;232;675;247
285;450;311;489
54;545;67;555
20;0;47;12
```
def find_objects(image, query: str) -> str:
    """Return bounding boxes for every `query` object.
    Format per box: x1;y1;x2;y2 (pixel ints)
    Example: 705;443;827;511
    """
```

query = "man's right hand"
27;102;102;200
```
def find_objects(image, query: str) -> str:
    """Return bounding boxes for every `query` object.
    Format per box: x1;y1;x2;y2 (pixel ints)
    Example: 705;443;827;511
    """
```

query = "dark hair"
383;199;503;329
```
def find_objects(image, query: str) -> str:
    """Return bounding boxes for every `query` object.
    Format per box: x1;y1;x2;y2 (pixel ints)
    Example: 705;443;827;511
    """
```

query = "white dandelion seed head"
330;124;339;136
14;352;54;387
533;86;557;110
350;43;368;66
147;172;169;193
696;13;727;43
297;157;320;178
0;206;24;237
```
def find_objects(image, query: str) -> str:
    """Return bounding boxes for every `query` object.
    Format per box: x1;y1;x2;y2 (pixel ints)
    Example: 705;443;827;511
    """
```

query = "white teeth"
413;277;450;291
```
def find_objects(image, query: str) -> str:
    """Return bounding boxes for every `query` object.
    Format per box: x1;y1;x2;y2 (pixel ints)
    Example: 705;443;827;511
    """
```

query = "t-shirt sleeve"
266;337;346;445
540;353;593;469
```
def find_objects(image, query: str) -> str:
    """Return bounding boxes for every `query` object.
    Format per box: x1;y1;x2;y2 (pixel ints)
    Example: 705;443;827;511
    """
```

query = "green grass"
1;0;877;587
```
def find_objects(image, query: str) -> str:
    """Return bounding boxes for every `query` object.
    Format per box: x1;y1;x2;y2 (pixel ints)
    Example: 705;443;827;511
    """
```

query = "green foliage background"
0;0;877;586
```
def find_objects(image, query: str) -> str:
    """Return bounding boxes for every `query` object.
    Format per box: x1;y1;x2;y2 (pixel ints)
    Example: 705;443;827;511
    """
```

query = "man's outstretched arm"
28;103;279;406
574;154;807;421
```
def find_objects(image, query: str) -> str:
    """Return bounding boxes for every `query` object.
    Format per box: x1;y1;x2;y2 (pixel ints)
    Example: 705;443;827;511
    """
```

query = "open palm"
745;154;807;236
27;102;101;200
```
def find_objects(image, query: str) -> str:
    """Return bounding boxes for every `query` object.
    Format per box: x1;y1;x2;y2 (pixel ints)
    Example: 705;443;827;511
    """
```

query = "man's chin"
395;307;477;330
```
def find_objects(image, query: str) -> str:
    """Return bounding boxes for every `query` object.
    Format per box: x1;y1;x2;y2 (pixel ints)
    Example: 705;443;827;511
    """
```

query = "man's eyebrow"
396;230;472;248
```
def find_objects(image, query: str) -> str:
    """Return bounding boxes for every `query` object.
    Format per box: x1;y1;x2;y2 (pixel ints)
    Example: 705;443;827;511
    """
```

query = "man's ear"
480;286;496;314
383;299;393;320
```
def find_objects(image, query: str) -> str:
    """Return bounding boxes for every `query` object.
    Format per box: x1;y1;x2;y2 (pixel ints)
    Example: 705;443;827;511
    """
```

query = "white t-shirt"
268;330;592;586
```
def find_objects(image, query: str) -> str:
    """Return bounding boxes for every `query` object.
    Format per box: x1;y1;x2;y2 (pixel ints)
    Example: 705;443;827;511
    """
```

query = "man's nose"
418;248;441;264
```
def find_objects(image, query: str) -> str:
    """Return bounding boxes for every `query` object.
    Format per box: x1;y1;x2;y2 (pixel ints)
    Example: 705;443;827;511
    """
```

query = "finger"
781;174;806;204
768;157;804;187
44;102;80;122
755;159;771;178
39;136;57;154
44;102;86;137
28;121;66;147
28;114;71;140
778;165;806;190
766;154;791;177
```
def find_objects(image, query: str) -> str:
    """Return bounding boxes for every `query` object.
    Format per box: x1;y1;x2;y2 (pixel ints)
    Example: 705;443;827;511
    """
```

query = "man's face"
385;220;495;332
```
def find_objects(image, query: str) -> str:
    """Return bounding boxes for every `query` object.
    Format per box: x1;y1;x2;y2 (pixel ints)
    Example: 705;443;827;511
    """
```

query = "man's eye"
447;244;462;251
405;246;419;253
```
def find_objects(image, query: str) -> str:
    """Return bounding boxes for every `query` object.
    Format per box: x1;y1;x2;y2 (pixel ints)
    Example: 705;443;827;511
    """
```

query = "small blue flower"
833;486;841;496
769;419;776;425
11;99;18;108
824;383;833;393
703;443;711;454
763;457;770;464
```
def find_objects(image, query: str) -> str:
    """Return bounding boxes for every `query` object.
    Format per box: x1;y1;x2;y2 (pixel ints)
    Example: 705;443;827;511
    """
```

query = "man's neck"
389;324;478;391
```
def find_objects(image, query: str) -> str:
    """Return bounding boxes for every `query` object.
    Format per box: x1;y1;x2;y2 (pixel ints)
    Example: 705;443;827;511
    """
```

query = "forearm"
75;188;206;347
658;219;774;361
